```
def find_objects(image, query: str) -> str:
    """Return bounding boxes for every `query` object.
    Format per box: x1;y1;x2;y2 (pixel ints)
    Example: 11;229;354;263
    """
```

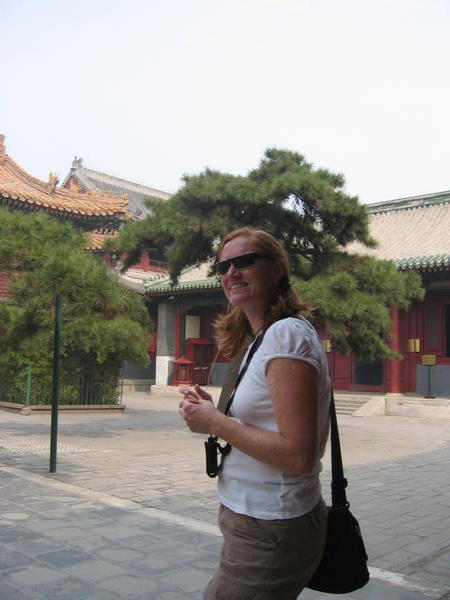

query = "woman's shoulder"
268;316;315;336
258;317;327;375
261;316;321;355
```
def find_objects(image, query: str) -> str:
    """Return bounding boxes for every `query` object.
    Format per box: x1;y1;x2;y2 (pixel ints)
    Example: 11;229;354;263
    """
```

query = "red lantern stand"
172;356;195;386
172;338;214;386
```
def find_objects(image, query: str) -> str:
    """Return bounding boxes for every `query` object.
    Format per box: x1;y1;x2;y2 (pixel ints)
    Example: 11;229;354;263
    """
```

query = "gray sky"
2;0;450;204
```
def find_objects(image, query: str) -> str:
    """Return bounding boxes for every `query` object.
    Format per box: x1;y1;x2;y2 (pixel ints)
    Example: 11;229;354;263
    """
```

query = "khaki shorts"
204;500;327;600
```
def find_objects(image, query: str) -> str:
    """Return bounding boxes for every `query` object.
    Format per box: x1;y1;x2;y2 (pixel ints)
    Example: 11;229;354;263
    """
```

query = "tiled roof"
147;277;221;295
144;262;221;296
0;136;128;224
118;268;175;295
395;254;450;271
351;190;450;271
367;190;450;214
62;157;172;220
86;230;118;250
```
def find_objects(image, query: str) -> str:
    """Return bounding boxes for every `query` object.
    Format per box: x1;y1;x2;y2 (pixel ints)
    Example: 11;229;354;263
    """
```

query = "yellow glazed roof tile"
0;135;128;220
86;230;118;250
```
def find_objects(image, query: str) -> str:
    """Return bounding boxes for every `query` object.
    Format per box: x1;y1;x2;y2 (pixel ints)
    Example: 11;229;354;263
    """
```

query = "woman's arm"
179;358;320;476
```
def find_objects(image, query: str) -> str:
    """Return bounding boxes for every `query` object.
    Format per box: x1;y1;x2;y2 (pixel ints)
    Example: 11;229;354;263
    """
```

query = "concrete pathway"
0;391;448;599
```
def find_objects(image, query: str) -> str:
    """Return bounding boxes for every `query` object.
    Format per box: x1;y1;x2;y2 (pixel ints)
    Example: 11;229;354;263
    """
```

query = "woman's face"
219;235;281;327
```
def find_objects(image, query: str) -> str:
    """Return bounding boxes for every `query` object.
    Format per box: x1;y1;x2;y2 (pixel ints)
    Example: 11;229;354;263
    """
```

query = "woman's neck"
253;325;266;339
247;315;264;336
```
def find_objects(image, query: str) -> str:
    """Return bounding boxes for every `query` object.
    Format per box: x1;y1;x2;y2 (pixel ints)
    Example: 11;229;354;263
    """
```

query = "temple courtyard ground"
0;390;449;599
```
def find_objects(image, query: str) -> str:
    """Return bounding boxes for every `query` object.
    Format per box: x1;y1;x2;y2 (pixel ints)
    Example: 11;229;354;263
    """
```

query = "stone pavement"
0;391;449;599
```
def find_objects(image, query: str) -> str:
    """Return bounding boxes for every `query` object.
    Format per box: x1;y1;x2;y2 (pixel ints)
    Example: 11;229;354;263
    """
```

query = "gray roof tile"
350;190;450;270
63;158;172;220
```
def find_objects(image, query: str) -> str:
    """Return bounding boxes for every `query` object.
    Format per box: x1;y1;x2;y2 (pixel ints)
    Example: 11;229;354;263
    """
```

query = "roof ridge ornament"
0;134;5;160
72;156;84;169
48;172;59;192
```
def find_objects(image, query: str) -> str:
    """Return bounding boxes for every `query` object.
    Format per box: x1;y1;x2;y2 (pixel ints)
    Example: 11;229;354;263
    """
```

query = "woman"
179;227;330;599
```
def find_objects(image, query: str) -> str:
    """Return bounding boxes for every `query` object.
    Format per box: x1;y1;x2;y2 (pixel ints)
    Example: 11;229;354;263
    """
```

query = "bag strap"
223;328;267;416
217;350;246;413
329;387;349;508
206;328;268;473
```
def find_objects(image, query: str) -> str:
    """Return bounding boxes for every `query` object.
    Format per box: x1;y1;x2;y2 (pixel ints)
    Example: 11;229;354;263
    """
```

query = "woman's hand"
178;384;213;403
178;385;221;434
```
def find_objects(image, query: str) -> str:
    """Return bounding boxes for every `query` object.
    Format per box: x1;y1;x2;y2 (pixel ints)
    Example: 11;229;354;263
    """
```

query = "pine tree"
0;209;150;403
110;148;423;360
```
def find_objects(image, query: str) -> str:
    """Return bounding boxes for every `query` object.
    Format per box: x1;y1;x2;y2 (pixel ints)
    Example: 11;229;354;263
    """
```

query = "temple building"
142;191;450;397
0;135;170;381
0;137;129;234
0;134;129;297
2;133;449;397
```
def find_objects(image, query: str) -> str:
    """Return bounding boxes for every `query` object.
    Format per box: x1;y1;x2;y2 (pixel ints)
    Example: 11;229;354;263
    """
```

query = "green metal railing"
0;369;122;407
0;383;24;405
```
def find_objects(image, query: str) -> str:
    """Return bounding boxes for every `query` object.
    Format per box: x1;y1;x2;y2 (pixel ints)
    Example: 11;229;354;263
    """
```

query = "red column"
141;252;150;271
175;305;182;359
390;306;401;393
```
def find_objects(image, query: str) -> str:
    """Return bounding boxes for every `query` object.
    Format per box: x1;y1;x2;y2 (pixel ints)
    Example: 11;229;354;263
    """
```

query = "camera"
205;435;231;478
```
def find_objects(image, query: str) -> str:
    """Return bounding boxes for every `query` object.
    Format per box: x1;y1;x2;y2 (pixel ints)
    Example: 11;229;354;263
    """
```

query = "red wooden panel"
333;352;352;387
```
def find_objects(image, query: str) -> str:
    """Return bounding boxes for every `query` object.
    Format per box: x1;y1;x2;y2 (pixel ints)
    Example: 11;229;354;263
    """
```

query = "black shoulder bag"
205;329;267;478
307;388;370;593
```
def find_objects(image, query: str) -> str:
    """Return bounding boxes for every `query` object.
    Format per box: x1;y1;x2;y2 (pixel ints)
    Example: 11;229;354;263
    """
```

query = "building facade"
144;191;450;397
352;191;450;396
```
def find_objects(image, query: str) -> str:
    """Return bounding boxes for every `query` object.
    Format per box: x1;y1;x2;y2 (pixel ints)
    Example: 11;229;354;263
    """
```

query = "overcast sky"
2;0;450;204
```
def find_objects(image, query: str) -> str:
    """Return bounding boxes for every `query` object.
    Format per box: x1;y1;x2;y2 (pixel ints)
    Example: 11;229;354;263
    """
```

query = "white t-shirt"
217;317;331;520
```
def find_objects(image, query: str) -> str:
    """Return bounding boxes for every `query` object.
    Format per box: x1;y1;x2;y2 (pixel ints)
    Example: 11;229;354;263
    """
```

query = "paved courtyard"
0;391;449;599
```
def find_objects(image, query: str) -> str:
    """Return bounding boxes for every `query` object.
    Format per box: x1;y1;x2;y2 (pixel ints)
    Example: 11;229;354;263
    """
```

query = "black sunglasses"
215;252;270;276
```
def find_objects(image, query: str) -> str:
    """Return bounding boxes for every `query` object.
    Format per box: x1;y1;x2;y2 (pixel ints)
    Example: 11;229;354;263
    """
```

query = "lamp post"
49;295;62;473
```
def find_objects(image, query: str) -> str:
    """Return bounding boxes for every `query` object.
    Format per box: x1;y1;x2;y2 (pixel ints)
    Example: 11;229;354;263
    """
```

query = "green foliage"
109;147;424;360
0;209;151;403
0;302;12;339
110;148;376;278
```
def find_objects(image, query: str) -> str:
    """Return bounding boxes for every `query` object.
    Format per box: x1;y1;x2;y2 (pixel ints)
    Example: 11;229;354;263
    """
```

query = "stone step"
336;408;359;415
334;394;371;415
335;399;368;406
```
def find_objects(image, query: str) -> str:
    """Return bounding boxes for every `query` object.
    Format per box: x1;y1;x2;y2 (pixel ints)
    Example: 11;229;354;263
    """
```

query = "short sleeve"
258;317;323;376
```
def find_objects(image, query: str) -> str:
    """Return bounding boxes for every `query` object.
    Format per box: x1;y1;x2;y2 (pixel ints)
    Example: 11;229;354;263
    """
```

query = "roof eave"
368;190;450;215
145;281;222;298
395;254;450;272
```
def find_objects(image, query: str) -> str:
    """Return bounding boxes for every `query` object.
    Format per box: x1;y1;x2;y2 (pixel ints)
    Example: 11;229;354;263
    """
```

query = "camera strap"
205;326;268;478
223;327;268;416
